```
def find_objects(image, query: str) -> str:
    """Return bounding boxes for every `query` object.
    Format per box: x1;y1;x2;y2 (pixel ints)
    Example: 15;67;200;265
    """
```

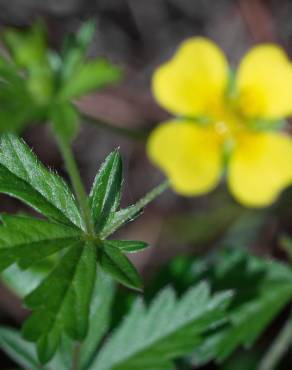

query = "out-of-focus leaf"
89;282;232;370
3;23;47;69
50;102;80;142
2;263;52;298
59;59;121;99
3;23;53;104
0;327;45;370
61;21;96;81
0;326;72;370
74;20;95;50
145;256;208;300
193;248;292;365
222;351;259;370
279;234;292;262
219;209;268;248
78;271;116;370
26;66;53;105
0;60;41;132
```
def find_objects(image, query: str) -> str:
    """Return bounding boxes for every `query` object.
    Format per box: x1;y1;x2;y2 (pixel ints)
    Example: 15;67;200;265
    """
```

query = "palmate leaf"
89;150;122;232
89;282;232;370
0;214;81;271
60;21;96;83
22;241;96;363
3;22;54;105
100;241;142;291
59;22;121;100
3;22;47;69
0;133;166;364
59;59;122;100
0;133;84;229
0;272;115;370
78;271;116;370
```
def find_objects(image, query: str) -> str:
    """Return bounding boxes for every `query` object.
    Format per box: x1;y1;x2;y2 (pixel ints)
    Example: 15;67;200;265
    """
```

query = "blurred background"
1;0;292;369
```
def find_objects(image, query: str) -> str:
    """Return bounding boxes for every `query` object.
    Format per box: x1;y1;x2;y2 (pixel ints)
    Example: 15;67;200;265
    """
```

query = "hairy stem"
56;134;94;234
81;112;149;141
258;317;292;370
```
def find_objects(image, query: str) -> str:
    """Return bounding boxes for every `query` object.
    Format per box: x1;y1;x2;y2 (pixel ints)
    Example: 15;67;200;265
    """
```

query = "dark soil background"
1;0;292;369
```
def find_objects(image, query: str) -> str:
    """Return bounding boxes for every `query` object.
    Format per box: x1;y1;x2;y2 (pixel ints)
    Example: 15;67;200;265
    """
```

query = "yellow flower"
147;38;292;207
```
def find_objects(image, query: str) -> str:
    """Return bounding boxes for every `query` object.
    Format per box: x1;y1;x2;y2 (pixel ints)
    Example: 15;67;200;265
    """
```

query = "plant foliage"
192;248;292;365
0;21;121;136
0;133;164;363
89;282;232;370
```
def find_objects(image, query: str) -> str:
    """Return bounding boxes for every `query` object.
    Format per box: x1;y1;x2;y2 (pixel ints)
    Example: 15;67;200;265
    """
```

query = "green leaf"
0;326;71;370
0;215;81;271
78;271;116;370
3;23;53;104
216;283;292;361
0;135;166;365
0;327;44;370
75;21;96;51
50;102;80;142
59;59;121;99
100;241;142;291
193;249;292;365
0;60;41;132
2;262;51;298
101;181;169;238
0;134;84;229
89;150;122;232
106;240;149;253
60;21;95;81
22;241;97;363
89;282;232;370
279;234;292;262
51;335;75;370
3;22;47;69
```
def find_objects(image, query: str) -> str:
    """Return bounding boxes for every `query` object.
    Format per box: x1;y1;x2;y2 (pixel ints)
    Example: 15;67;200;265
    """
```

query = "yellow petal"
236;45;292;119
152;37;229;117
147;120;222;195
228;132;292;207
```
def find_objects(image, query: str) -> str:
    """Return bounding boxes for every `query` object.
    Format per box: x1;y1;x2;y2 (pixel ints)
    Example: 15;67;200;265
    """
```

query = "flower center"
209;101;246;141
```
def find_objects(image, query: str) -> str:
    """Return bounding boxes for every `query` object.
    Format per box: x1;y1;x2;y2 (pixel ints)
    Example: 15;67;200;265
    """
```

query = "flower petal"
147;120;222;195
228;132;292;207
152;37;229;117
236;45;292;119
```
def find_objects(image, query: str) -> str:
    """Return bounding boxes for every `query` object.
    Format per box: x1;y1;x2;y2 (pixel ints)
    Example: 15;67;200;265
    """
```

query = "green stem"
56;134;94;234
72;342;81;370
81;112;149;141
101;180;169;238
258;317;292;370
